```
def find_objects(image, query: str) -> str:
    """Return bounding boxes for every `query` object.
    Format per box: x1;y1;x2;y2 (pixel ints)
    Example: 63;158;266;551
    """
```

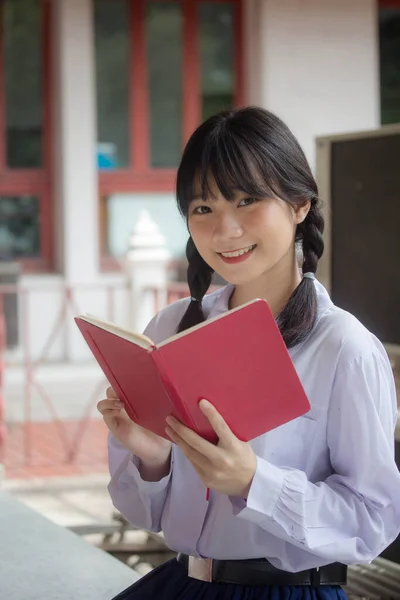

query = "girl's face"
188;182;310;287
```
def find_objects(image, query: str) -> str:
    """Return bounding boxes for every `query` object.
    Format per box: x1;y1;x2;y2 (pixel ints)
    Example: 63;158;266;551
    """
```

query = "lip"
219;245;253;254
218;245;256;264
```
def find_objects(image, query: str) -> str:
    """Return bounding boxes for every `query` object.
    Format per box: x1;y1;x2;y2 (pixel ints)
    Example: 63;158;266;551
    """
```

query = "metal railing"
345;557;400;599
0;281;134;472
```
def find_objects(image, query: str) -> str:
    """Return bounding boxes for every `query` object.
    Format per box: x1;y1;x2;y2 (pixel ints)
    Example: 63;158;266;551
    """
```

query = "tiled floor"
2;418;109;479
3;472;115;527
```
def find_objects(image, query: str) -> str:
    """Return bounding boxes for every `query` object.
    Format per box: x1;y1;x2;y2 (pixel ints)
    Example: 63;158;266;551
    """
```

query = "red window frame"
0;0;52;273
99;0;244;267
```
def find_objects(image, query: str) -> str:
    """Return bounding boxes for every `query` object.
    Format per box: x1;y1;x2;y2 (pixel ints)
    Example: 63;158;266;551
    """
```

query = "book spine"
150;349;197;430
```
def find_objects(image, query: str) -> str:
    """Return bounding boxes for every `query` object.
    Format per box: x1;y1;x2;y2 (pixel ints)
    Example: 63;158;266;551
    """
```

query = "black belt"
177;553;347;587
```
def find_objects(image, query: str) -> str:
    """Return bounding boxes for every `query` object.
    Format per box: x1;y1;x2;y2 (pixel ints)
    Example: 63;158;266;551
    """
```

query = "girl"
98;107;400;600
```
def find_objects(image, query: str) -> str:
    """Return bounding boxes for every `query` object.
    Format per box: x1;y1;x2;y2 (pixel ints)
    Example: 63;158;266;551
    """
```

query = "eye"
238;197;258;207
192;205;211;215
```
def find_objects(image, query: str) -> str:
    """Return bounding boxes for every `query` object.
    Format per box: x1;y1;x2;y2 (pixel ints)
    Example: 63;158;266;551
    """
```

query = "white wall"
256;0;380;169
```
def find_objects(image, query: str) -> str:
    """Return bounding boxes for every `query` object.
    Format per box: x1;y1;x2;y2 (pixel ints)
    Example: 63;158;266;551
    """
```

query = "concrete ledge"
0;491;139;599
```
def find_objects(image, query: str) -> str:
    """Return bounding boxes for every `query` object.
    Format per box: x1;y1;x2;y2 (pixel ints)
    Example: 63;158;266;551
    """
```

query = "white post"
52;0;99;361
53;0;99;282
125;210;171;333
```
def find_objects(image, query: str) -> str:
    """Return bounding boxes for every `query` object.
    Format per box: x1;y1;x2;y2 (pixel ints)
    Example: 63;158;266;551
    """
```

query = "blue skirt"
112;558;348;600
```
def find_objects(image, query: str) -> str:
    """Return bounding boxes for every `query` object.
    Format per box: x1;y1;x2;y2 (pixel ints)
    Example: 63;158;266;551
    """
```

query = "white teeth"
221;245;255;258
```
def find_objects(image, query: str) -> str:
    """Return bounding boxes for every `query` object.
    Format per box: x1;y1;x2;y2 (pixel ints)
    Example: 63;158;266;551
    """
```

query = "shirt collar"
207;283;235;319
206;279;333;353
209;279;333;315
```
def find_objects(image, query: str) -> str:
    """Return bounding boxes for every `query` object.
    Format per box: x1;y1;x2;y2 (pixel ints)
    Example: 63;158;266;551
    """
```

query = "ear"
294;199;311;224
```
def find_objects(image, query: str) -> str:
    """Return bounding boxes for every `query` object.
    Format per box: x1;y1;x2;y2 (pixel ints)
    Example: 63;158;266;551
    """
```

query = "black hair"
175;106;324;348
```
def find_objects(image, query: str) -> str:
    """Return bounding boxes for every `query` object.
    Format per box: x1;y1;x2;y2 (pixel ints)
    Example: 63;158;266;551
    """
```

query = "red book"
75;299;310;443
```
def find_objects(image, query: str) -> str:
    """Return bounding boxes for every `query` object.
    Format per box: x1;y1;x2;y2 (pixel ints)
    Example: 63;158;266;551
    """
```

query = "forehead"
190;174;242;202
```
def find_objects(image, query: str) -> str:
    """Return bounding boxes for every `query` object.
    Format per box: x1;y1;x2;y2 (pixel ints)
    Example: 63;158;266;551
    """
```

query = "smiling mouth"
218;244;256;258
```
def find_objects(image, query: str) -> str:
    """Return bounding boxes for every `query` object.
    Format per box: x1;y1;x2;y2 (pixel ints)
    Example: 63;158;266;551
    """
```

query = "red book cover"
75;299;310;443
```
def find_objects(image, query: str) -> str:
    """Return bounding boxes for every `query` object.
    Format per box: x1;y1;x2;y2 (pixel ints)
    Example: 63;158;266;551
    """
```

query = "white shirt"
108;280;400;572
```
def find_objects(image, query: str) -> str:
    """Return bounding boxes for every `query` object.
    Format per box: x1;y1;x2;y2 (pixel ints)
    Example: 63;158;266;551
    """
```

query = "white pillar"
125;211;172;334
53;0;99;282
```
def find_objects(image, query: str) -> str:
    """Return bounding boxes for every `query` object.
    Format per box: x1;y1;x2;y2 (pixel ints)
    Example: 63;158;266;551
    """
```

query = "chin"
215;268;263;287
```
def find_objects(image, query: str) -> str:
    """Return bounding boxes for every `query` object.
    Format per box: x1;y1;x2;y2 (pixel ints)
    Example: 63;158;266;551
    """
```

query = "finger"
101;408;124;419
97;398;124;410
97;399;124;414
165;426;210;470
166;417;221;462
199;400;236;444
106;386;118;399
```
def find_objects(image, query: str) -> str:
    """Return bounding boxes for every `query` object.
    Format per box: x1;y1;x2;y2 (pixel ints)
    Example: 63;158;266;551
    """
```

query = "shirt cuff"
230;456;285;523
126;452;173;496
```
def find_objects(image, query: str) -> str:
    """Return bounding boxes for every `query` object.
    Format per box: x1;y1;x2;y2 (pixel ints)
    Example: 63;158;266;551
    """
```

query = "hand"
165;399;256;498
97;387;172;469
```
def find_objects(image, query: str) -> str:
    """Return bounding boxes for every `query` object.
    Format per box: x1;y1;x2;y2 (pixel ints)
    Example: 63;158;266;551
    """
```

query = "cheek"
250;204;296;241
188;218;198;240
188;220;210;250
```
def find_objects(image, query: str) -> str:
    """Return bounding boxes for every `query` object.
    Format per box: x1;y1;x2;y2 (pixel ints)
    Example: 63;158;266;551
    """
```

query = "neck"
229;253;302;317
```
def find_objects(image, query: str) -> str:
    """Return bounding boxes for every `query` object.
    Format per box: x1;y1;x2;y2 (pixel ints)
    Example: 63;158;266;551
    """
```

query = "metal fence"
0;281;191;475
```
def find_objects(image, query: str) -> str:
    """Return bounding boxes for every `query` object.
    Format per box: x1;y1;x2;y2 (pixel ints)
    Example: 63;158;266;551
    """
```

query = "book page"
77;315;154;350
157;298;264;348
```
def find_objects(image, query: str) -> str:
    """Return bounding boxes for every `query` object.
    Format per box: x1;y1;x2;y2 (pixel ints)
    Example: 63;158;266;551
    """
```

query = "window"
95;0;243;264
0;0;51;270
147;2;183;168
199;3;236;122
379;1;400;124
95;0;130;170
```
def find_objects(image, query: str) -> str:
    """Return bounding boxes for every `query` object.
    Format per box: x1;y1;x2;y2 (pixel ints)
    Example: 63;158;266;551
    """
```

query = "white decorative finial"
125;209;171;263
128;209;166;250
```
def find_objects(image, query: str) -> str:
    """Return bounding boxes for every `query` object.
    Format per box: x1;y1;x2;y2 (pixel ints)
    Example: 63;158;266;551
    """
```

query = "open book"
75;299;310;443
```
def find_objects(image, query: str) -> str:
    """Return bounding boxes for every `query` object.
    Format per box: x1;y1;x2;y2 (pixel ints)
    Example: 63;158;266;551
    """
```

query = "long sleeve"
232;346;400;565
107;433;173;532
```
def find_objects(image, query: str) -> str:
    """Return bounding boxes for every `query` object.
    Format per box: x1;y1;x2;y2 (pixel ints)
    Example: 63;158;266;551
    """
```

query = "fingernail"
114;401;123;407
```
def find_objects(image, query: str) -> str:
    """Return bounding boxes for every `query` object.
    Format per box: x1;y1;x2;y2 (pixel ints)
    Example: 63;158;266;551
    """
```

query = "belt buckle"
311;566;320;587
188;556;213;582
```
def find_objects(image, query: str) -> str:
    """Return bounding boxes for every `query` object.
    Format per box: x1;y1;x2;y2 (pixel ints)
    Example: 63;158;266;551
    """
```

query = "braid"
176;237;214;333
299;201;324;274
277;198;325;348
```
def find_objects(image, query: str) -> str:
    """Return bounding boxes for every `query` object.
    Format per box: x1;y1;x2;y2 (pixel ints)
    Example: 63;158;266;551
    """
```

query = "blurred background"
0;0;399;592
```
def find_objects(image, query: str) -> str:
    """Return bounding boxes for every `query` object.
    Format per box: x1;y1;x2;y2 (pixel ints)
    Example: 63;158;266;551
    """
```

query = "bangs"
176;119;283;217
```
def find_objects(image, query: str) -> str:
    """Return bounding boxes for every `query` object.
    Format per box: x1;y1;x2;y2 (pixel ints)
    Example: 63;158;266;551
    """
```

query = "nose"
212;212;244;243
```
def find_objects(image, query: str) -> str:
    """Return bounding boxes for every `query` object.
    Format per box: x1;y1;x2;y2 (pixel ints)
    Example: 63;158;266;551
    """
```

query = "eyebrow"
190;189;246;203
190;196;208;203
